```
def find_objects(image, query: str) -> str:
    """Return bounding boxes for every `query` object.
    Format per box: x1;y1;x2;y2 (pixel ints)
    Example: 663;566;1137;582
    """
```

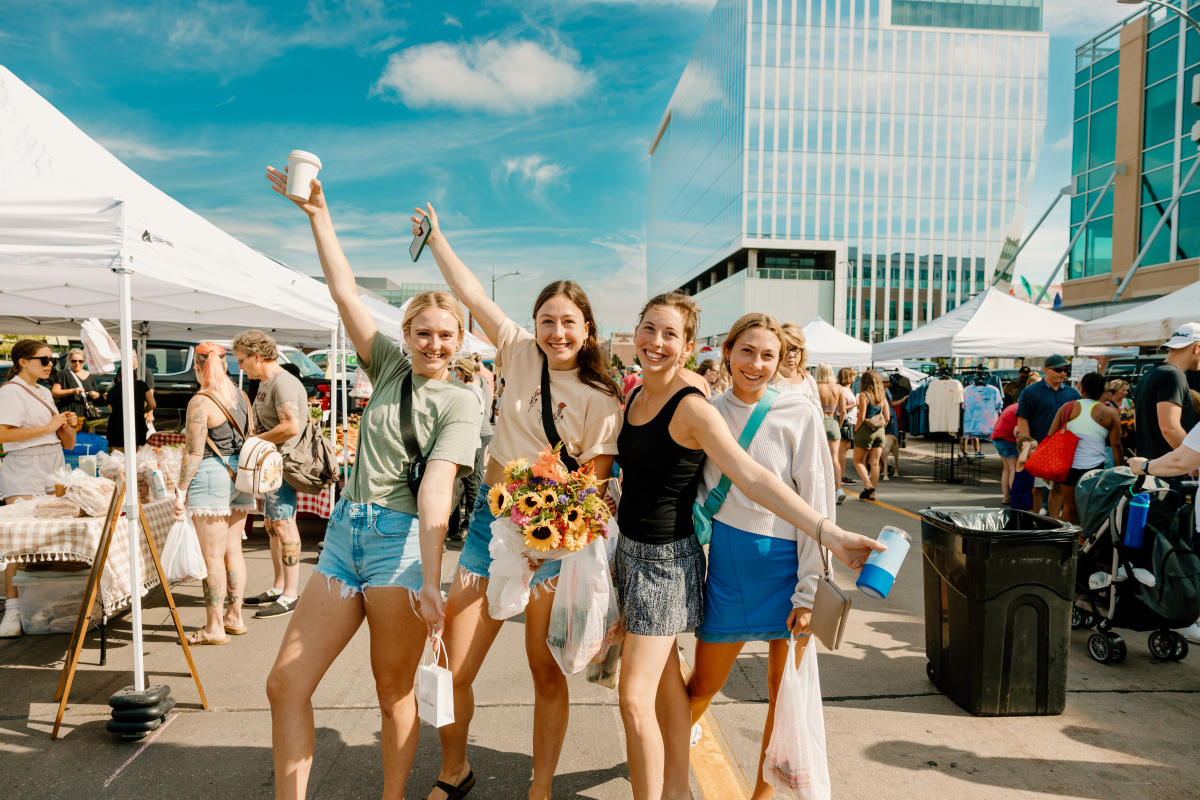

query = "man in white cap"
1134;322;1200;465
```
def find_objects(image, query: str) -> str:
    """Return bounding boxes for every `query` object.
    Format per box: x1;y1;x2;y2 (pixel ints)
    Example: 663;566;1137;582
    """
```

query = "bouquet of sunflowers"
487;444;612;554
486;444;617;622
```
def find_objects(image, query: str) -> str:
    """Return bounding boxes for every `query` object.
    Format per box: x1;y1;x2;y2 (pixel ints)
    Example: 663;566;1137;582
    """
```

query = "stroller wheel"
1087;633;1112;664
1108;638;1127;664
1172;632;1189;661
1149;630;1176;661
1071;608;1084;629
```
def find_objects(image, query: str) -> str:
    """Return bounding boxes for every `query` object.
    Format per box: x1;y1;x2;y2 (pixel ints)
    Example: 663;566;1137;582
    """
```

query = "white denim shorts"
0;445;64;500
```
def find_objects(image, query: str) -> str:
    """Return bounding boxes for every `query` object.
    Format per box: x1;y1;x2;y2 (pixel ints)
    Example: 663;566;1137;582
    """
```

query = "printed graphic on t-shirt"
527;387;567;421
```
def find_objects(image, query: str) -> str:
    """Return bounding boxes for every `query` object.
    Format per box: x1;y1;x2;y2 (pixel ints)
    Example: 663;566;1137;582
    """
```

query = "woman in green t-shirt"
265;169;482;800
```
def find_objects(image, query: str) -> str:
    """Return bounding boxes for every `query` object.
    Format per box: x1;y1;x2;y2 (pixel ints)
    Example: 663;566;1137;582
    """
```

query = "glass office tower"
648;0;1048;342
1065;2;1200;309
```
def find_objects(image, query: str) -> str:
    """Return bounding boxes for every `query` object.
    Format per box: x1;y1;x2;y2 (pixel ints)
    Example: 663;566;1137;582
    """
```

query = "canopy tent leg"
339;322;349;440
117;263;145;692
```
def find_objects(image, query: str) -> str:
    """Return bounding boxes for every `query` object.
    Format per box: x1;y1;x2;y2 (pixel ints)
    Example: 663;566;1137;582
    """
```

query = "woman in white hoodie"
685;312;833;800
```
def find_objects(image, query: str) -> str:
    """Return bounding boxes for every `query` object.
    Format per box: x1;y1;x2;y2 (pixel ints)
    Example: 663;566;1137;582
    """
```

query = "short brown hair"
837;366;856;386
232;330;279;361
639;292;699;342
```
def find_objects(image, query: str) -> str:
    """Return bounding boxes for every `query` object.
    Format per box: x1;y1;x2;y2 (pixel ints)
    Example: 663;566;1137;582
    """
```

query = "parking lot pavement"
2;448;1199;799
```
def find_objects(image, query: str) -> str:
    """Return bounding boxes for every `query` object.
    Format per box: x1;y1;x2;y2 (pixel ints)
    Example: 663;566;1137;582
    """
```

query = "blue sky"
1;0;1138;334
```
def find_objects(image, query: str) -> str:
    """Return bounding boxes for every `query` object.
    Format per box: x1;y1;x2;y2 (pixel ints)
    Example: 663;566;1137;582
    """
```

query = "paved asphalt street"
2;443;1198;799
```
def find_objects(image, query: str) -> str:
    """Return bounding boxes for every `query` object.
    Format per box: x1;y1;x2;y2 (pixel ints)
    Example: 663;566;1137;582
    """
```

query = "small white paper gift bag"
417;635;454;728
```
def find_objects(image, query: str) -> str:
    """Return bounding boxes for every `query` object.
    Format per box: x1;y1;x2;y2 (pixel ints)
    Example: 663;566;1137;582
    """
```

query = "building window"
1144;77;1177;149
890;0;1042;33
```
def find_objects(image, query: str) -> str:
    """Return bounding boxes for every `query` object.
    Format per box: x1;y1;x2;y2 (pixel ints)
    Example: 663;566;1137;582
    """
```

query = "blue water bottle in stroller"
1124;493;1150;548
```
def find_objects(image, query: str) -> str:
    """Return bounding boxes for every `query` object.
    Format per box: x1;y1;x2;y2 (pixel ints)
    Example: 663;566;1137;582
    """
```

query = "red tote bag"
1024;403;1080;483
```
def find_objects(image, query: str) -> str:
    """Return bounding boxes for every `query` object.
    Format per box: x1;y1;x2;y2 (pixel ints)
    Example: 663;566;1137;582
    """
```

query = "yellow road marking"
679;652;751;799
861;496;922;522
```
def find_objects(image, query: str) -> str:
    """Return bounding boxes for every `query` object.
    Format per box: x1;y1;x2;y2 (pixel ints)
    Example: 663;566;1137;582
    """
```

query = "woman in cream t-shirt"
412;203;623;800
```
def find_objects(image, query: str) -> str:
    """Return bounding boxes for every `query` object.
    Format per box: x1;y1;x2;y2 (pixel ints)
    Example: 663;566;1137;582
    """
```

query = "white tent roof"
360;295;497;359
1075;282;1200;348
871;288;1083;360
0;65;338;343
801;316;873;367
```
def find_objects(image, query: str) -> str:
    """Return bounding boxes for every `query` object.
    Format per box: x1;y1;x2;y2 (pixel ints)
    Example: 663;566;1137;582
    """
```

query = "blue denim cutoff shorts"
187;455;255;517
263;480;298;520
458;484;561;588
314;497;423;595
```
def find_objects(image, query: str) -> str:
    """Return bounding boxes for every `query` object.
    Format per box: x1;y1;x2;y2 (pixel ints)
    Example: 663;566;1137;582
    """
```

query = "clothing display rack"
51;483;207;740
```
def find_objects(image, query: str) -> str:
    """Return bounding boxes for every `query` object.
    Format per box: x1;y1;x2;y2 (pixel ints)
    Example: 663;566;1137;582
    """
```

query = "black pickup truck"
95;340;328;428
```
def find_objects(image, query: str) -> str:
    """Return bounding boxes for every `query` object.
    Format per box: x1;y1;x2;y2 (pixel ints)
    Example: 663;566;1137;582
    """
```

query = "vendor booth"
0;64;341;734
1074;281;1200;348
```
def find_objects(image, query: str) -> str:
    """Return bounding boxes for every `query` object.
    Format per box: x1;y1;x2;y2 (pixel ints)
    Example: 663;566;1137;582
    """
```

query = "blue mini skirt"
697;520;799;643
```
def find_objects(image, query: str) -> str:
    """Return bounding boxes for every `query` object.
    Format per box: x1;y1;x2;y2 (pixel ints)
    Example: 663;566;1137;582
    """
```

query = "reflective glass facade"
1070;2;1200;280
649;0;1048;342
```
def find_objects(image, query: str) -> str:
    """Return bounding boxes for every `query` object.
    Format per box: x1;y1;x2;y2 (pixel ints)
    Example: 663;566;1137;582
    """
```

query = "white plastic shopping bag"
486;518;535;620
417;635;455;728
161;514;207;583
546;538;619;675
763;637;831;800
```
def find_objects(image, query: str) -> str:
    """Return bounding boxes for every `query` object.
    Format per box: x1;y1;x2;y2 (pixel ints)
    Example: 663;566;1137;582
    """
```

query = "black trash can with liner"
920;507;1079;716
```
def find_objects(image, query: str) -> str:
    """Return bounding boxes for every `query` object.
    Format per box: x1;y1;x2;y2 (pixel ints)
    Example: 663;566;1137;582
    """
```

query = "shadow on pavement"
862;740;1163;800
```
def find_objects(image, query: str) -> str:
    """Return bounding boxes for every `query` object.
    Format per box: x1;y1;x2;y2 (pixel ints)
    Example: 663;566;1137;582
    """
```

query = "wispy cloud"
502;155;570;198
1048;133;1071;152
97;134;214;162
35;0;408;75
372;38;594;114
1043;1;1134;38
443;13;462;28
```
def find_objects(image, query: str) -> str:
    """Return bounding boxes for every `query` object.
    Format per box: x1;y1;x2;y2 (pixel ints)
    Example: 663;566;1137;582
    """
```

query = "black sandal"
432;770;475;800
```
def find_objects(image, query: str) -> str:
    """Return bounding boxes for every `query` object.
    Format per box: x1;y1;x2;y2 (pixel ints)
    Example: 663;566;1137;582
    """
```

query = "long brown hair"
533;281;621;398
860;370;885;404
7;339;49;381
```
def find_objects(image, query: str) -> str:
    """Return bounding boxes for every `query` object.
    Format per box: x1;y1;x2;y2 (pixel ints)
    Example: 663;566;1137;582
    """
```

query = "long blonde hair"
195;341;236;409
720;313;785;381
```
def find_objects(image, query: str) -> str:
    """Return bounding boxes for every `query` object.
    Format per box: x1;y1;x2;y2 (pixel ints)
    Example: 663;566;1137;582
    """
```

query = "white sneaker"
836;489;847;505
0;609;21;638
1173;622;1200;641
690;722;702;748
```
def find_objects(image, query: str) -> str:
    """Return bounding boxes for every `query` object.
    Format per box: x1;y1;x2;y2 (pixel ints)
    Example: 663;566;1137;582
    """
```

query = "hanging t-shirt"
963;384;1003;437
926;378;964;434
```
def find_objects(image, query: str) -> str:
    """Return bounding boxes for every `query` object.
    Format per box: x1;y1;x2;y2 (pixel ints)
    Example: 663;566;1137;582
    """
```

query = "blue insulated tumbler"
1124;493;1150;548
856;526;911;599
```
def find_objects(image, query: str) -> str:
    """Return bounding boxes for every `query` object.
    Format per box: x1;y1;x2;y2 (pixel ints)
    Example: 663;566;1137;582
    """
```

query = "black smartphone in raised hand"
410;216;431;262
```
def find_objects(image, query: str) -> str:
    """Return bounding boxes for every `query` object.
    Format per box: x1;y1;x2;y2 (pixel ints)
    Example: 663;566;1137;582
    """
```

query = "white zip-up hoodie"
699;386;836;609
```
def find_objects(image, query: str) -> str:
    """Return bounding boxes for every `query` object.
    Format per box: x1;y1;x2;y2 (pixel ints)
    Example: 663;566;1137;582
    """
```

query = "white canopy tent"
872;288;1093;360
801;317;873;367
1075;281;1200;348
0;65;340;693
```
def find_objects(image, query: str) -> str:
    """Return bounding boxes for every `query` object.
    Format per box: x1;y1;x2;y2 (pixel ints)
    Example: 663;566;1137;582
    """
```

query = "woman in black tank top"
615;295;884;800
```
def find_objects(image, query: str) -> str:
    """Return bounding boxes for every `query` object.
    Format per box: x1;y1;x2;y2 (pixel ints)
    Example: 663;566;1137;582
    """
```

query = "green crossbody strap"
700;387;781;519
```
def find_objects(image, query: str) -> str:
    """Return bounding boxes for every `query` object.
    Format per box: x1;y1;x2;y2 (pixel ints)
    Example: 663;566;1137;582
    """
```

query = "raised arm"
413;204;508;346
678;396;884;569
266;168;379;363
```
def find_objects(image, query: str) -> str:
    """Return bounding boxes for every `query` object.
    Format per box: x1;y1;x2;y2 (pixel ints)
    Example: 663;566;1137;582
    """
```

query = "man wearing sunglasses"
1016;355;1080;518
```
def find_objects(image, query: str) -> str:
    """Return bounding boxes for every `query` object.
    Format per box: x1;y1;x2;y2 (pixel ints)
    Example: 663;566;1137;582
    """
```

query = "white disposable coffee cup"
285;150;323;201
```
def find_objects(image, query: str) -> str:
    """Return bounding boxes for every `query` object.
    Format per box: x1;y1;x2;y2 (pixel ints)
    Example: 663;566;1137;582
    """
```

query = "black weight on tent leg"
106;714;166;735
108;684;170;710
111;696;176;722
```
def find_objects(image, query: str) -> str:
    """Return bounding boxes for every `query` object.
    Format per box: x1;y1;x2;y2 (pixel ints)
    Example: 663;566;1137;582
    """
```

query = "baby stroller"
1072;467;1200;664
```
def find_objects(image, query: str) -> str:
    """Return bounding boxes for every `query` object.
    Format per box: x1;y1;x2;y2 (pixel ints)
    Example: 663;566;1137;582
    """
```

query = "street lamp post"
491;265;520;300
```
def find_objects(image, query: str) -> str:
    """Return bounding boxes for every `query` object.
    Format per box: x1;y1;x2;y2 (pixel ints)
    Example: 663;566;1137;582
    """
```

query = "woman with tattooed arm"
173;341;256;645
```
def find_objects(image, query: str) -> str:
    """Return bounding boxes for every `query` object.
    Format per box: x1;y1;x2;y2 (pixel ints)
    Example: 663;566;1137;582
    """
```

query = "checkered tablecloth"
296;486;335;518
0;497;174;616
146;431;186;447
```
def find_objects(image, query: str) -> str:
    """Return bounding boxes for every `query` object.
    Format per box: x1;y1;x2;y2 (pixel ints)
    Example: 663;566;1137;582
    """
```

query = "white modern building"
647;0;1049;343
